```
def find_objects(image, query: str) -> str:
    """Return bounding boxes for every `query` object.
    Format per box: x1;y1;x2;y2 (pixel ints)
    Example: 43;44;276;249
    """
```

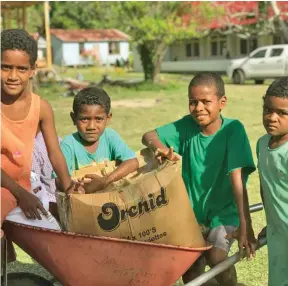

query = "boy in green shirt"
257;77;288;286
142;72;257;285
57;86;139;193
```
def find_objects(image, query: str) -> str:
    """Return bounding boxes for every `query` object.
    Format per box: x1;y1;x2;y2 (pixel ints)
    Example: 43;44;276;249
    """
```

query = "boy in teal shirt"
142;72;257;286
58;86;139;193
257;77;288;286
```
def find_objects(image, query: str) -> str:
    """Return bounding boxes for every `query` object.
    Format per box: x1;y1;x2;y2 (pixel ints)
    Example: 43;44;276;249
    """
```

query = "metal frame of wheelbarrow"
2;203;265;286
185;203;266;286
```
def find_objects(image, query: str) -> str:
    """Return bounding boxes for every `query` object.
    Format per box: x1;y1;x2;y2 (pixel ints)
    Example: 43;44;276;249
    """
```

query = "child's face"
1;50;35;97
71;104;111;144
188;85;226;127
263;96;288;137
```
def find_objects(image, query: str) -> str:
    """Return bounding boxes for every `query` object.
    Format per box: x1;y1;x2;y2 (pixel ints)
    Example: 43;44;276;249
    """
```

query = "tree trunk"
271;1;288;43
152;43;167;83
138;44;155;82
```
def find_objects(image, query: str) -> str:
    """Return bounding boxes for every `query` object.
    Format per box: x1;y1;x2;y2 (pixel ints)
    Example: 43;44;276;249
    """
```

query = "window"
186;43;192;57
186;41;200;57
250;38;258;52
240;39;248;55
240;38;257;55
109;42;120;55
79;42;85;55
251;49;267;58
273;35;282;45
219;38;226;56
210;36;227;56
270;48;283;57
211;37;218;56
193;42;200;57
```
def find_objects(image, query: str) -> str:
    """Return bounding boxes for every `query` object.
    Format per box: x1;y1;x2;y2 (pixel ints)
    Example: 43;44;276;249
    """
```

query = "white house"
133;1;287;73
133;33;285;73
50;29;130;67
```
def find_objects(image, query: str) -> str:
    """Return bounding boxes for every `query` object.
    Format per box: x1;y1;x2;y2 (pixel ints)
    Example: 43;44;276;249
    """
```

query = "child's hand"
155;146;181;163
17;191;48;219
258;226;267;240
226;226;257;260
66;180;85;194
83;174;108;194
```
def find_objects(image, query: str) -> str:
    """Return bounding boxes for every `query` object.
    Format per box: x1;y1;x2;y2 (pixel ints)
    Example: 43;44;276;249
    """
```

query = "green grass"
8;69;269;285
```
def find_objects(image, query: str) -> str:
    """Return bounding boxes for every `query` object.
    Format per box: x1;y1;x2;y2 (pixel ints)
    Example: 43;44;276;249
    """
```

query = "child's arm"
142;130;181;162
1;169;48;219
84;158;139;194
229;168;257;259
39;99;75;192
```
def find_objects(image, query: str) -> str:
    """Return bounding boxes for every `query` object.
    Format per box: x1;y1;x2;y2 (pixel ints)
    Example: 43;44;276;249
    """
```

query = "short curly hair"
73;86;111;115
188;72;225;98
1;29;38;66
265;77;288;99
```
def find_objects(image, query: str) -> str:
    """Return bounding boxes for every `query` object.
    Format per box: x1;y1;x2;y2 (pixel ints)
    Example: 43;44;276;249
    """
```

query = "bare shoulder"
40;98;54;120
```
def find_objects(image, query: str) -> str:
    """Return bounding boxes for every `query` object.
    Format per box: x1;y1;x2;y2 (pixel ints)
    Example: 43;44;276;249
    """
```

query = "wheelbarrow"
2;221;211;286
2;203;266;286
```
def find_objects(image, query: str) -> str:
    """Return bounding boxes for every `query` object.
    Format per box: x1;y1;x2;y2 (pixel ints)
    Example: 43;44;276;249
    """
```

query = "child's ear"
106;112;112;125
220;96;227;110
70;112;76;125
29;64;37;79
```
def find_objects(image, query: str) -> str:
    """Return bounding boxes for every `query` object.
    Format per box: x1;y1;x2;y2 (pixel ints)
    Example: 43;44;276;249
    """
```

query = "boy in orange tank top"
1;29;81;252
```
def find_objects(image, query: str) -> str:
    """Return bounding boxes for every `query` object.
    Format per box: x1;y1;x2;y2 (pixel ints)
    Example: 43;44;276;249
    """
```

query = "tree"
111;2;213;82
25;2;216;82
271;1;288;43
207;1;288;43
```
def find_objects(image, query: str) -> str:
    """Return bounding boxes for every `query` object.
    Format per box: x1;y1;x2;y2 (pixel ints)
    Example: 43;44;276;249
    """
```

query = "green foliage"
111;2;211;82
49;2;112;29
22;2;217;82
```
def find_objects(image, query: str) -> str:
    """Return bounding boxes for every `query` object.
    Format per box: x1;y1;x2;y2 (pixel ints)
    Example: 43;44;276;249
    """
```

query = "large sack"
56;149;205;248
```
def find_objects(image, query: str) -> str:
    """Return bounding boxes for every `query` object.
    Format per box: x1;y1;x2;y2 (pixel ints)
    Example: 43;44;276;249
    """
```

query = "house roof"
50;29;130;42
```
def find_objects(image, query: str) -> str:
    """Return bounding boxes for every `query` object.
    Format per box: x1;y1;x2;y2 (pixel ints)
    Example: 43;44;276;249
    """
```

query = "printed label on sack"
97;187;168;232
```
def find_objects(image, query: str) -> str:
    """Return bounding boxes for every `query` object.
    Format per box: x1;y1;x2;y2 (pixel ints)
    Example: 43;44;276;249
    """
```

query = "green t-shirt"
257;134;288;235
156;115;255;229
58;128;136;175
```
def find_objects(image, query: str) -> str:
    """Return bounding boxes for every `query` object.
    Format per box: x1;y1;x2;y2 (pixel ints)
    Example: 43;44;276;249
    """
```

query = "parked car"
227;44;288;84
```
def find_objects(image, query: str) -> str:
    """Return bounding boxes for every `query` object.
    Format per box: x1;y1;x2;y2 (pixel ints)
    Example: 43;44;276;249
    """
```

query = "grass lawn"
8;69;269;285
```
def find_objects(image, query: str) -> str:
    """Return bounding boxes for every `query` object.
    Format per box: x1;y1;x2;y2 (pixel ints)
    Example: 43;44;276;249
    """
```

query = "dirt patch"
112;98;162;108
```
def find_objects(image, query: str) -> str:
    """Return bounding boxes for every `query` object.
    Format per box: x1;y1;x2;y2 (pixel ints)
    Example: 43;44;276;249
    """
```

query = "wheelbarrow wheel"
1;272;55;286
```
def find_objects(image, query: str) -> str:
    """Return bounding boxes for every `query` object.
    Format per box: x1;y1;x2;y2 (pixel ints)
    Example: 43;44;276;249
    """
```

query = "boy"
257;77;288;286
58;86;139;193
142;72;257;286
1;29;80;245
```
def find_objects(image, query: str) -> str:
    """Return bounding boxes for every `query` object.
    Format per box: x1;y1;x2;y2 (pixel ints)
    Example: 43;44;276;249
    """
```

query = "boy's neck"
269;133;288;149
79;135;99;154
1;88;30;105
200;116;223;136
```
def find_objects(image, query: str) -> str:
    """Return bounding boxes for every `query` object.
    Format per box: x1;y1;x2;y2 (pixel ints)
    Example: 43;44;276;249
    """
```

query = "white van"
227;44;288;84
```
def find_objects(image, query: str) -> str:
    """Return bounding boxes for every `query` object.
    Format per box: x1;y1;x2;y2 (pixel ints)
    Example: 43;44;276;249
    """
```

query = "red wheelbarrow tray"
4;221;211;286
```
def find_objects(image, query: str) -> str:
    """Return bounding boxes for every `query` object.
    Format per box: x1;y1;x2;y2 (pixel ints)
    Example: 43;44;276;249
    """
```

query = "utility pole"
44;1;52;69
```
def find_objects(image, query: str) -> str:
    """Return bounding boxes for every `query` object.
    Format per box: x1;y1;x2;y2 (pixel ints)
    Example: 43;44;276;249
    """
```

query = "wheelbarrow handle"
185;237;267;286
249;203;264;213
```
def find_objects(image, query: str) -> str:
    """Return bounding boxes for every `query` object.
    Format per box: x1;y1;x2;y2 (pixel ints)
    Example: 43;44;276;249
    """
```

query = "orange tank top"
1;93;40;191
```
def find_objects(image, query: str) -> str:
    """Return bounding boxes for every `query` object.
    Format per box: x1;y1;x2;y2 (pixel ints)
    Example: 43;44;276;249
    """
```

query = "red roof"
50;29;130;42
184;1;288;30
